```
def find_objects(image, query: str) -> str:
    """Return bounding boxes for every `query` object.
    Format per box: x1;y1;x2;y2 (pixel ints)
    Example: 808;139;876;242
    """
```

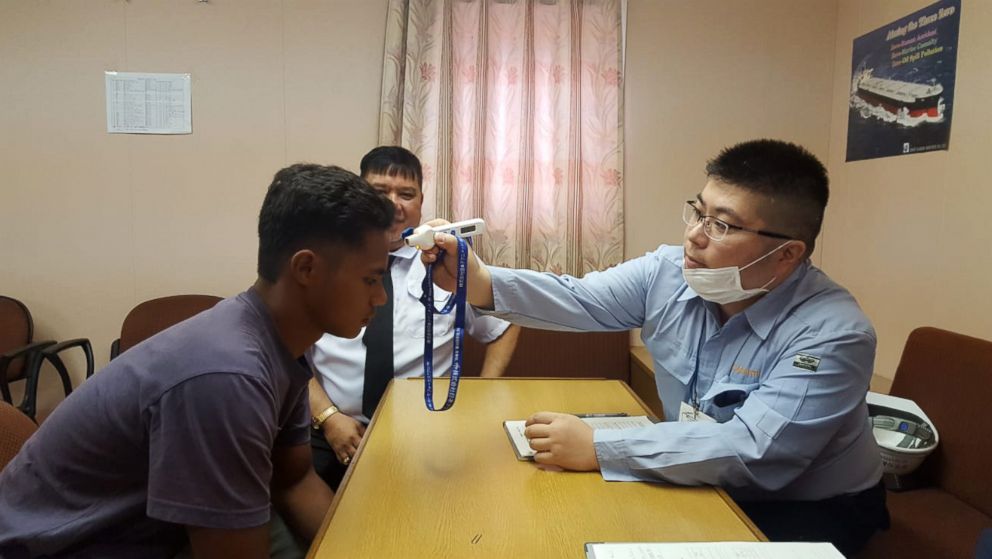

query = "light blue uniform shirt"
486;245;882;501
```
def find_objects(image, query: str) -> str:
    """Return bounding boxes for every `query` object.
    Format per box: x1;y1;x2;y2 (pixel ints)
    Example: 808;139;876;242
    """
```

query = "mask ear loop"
740;240;793;271
740;240;794;290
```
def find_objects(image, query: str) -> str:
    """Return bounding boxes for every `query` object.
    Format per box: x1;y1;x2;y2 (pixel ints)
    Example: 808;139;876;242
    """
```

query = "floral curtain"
379;0;624;275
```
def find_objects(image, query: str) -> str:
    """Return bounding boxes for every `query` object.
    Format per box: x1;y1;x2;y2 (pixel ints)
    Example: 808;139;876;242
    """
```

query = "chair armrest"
1;341;56;403
42;338;95;378
19;338;94;420
1;340;57;369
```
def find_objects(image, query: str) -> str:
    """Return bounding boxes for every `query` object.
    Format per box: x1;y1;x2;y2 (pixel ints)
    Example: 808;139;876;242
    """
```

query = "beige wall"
825;0;992;379
626;0;992;383
624;0;838;260
0;0;388;415
3;0;987;414
623;0;838;343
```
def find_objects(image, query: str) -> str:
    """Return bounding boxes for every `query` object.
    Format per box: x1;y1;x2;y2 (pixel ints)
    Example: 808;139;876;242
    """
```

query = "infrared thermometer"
402;218;487;250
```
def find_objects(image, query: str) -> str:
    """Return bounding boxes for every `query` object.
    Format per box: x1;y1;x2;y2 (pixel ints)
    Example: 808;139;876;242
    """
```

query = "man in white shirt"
307;146;520;489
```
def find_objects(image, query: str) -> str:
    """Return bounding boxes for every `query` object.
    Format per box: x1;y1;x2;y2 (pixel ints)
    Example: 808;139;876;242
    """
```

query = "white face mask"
682;242;790;304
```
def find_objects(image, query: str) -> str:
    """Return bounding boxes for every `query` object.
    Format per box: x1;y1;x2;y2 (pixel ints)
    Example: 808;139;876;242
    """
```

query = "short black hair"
359;145;423;188
705;139;829;256
257;164;395;282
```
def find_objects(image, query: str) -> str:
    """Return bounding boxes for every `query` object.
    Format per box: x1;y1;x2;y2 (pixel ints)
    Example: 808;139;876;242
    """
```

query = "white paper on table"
585;541;844;559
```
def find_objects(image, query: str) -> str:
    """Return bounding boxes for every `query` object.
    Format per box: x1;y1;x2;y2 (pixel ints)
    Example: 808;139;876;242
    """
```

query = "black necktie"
362;256;395;418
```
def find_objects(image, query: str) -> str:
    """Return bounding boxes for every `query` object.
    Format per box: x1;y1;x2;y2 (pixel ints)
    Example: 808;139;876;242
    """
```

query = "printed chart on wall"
846;0;961;162
105;72;192;135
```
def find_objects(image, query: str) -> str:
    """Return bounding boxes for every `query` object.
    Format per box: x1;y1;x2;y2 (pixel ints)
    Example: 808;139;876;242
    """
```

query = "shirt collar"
676;251;699;302
677;285;699;302
391;244;419;260
244;286;312;380
741;260;809;340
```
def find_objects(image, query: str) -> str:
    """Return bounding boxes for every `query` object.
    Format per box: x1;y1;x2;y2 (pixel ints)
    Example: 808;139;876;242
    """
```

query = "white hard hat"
866;391;939;476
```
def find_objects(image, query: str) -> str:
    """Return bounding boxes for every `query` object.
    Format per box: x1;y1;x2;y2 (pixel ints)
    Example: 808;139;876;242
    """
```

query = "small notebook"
503;414;654;461
584;541;844;559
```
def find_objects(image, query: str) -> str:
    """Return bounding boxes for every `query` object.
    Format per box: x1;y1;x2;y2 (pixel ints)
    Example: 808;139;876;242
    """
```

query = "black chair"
0;295;93;420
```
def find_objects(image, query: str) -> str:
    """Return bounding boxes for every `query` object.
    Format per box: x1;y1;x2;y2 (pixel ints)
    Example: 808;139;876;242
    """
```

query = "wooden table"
308;378;762;558
629;345;665;418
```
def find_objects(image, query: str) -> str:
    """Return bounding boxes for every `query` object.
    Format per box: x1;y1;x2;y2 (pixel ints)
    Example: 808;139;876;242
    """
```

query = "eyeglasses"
682;201;793;242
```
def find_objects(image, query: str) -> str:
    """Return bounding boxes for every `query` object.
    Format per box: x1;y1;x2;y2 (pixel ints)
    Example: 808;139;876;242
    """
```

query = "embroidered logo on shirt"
793;353;821;372
731;365;760;378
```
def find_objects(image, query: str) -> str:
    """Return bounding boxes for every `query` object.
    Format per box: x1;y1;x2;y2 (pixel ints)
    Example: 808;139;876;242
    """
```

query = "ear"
287;249;320;286
779;240;808;265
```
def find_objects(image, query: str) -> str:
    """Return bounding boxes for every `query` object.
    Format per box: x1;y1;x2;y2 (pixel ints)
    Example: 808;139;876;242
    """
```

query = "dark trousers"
310;430;349;491
738;481;890;558
977;529;992;559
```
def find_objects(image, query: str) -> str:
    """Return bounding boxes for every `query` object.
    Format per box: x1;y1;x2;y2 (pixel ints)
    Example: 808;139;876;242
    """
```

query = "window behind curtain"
379;0;624;275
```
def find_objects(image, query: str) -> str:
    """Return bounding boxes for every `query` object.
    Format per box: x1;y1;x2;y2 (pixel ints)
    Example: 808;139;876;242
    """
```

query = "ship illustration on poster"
850;67;945;126
846;0;960;162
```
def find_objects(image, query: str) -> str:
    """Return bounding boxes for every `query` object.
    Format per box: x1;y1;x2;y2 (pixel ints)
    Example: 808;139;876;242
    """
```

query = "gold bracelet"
311;405;339;431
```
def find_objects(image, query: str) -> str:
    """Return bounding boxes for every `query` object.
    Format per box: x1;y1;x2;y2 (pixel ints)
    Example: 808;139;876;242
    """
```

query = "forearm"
186;524;270;559
485;265;647;331
594;411;812;490
271;442;333;544
594;422;753;485
467;259;495;309
272;467;333;542
309;376;336;415
478;324;520;378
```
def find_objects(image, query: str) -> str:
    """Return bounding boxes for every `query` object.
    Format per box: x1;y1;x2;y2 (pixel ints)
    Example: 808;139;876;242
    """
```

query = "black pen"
576;413;629;418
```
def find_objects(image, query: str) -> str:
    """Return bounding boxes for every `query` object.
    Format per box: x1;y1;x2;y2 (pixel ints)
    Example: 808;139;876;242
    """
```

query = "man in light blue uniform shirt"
423;140;889;556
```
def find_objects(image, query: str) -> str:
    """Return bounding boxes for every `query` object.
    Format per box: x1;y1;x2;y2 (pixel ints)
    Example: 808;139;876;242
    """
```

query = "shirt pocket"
651;338;694;385
702;381;761;422
730;378;809;441
404;280;455;339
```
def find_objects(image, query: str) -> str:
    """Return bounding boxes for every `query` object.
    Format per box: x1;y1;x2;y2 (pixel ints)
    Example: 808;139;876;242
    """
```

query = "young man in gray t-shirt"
0;164;395;559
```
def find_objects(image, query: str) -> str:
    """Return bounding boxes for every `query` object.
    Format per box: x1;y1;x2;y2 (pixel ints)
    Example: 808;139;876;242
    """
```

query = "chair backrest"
117;295;224;355
463;327;630;381
0;296;33;381
889;326;992;517
0;401;37;472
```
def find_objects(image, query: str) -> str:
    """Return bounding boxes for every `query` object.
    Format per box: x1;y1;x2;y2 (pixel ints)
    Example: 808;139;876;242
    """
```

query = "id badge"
679;401;716;423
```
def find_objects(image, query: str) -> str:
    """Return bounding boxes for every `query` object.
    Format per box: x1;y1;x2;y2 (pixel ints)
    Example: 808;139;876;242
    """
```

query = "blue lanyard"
419;236;469;411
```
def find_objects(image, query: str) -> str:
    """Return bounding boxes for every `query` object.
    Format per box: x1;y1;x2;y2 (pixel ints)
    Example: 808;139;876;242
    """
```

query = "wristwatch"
311;405;339;431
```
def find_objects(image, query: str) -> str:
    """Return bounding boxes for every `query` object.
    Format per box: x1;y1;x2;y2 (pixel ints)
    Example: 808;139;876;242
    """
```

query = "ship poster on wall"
846;0;961;162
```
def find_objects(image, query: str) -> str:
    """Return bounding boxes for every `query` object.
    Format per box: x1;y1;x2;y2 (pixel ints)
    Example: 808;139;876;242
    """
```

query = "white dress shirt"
310;245;510;423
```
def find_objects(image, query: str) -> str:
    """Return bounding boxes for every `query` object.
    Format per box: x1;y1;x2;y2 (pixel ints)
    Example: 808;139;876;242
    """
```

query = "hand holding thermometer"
403;218;486;411
402;218;487;250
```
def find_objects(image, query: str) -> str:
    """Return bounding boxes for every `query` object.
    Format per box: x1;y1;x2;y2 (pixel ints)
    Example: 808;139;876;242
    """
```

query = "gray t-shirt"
0;289;311;558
